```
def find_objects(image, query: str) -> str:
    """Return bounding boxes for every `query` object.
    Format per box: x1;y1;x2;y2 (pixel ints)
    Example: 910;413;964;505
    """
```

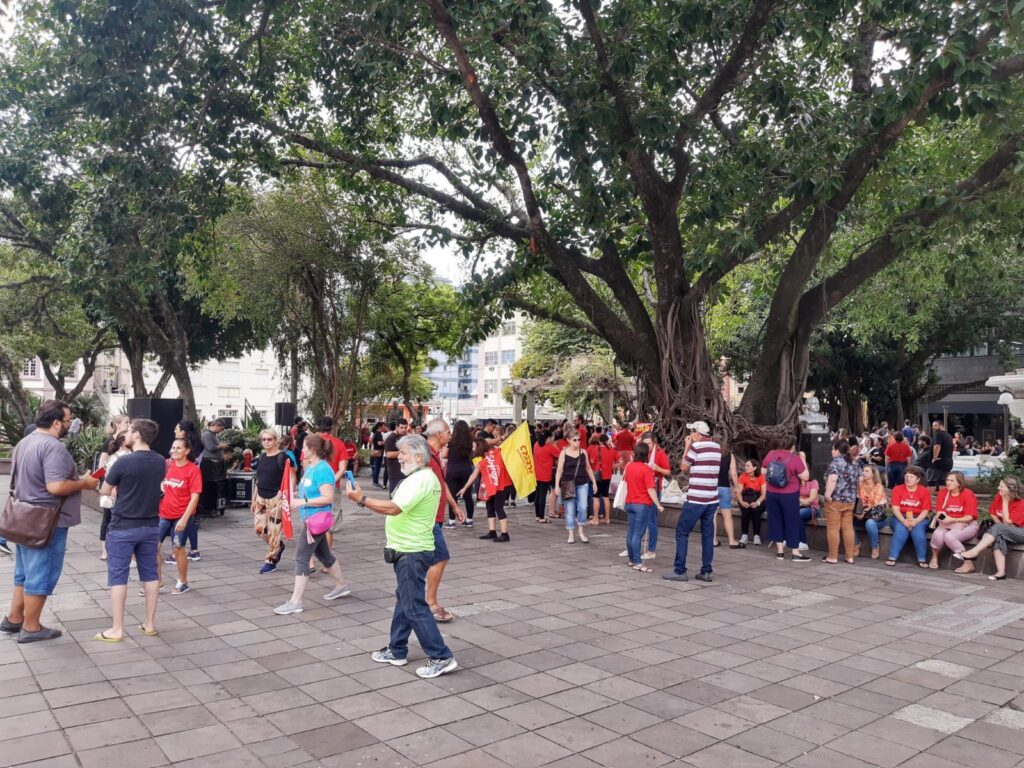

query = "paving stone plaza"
4;484;1024;768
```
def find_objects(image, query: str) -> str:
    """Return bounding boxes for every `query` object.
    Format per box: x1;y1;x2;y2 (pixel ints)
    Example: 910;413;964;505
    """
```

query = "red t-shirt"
935;488;978;520
587;445;616;477
159;461;203;520
578;426;588;445
989;496;1024;527
613;430;636;452
650;446;670;491
534;442;555;482
885;441;913;463
428;448;447;523
624;461;656;505
322;432;347;478
555;439;569;451
891;484;932;519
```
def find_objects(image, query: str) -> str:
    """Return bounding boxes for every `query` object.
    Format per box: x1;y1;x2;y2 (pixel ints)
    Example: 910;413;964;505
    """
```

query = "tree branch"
507;297;597;334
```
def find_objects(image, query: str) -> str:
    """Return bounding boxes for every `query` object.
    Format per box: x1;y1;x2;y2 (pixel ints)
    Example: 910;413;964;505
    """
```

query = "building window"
218;409;238;419
501;349;516;364
484;380;498;394
501;320;516;336
21;358;37;378
484;351;499;366
217;387;241;398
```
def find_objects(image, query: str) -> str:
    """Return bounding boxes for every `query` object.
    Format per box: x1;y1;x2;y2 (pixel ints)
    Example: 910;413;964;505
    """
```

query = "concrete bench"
610;503;1024;578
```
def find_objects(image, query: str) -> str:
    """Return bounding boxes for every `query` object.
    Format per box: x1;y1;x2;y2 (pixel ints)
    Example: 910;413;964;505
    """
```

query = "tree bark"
0;344;34;428
117;329;151;397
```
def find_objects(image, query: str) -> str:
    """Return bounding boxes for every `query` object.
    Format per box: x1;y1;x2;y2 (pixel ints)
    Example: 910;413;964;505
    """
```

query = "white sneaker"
799;542;809;551
618;549;629;557
324;585;352;600
641;552;656;560
753;535;762;546
273;600;303;615
739;535;748;545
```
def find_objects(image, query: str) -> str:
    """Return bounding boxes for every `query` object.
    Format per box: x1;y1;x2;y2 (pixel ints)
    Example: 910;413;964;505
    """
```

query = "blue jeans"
625;503;653;565
564;484;590;529
13;526;70;596
889;517;927;563
371;455;383;485
673;502;717;576
886;462;907;489
389;551;452;661
862;517;891;549
799;506;821;544
648;488;661;552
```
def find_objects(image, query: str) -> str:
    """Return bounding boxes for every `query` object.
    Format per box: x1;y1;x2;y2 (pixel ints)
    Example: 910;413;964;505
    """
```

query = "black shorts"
595;479;611;499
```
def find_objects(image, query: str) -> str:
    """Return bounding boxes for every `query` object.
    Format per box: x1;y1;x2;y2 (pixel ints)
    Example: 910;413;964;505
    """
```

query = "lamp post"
998;392;1013;453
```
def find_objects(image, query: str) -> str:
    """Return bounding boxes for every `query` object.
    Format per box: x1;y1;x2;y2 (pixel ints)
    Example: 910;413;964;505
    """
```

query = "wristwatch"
358;494;367;508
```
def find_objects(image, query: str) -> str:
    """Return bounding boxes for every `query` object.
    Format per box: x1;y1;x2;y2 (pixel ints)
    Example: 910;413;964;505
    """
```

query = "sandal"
94;630;123;643
430;607;455;623
953;552;976;561
928;562;939;570
954;564;975;575
729;543;746;549
989;574;1007;581
845;558;855;564
918;562;930;569
820;557;838;564
137;625;158;637
631;565;653;573
885;560;896;567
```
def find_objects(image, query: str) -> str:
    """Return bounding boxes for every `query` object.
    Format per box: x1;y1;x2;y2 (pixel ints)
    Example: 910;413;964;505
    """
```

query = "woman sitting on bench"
954;477;1024;581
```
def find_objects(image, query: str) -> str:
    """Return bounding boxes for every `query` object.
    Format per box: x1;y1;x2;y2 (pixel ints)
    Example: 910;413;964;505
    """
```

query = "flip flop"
137;625;158;636
917;562;930;569
431;607;455;623
631;565;653;573
928;563;939;570
885;560;896;567
94;631;123;643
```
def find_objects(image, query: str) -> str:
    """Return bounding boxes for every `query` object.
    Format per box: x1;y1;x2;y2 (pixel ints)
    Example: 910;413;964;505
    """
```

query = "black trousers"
534;480;552;519
445;460;475;520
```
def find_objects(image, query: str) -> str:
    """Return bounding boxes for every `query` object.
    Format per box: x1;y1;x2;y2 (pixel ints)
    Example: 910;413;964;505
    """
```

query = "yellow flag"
500;421;537;497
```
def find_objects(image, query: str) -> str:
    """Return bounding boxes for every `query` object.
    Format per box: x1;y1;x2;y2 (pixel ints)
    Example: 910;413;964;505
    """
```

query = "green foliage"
64;427;105;473
70;393;108;429
974;456;1024;496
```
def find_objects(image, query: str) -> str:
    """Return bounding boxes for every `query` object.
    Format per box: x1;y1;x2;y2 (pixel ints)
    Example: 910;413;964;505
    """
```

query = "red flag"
280;462;295;540
479;449;501;499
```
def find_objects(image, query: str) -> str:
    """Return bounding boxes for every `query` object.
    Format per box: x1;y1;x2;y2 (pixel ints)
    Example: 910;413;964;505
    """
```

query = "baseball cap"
686;421;711;435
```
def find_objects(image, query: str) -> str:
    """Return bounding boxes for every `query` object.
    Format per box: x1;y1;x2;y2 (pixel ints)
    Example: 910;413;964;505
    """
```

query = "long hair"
450;420;473;456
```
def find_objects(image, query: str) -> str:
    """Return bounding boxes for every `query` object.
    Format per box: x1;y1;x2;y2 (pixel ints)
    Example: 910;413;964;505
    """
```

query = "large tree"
5;0;1024;447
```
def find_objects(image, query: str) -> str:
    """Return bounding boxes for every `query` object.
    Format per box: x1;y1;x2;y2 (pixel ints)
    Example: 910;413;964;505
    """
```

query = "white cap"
686;421;711;435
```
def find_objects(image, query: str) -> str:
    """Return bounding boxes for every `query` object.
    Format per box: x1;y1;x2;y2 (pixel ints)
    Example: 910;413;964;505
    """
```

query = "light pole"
998;392;1013;452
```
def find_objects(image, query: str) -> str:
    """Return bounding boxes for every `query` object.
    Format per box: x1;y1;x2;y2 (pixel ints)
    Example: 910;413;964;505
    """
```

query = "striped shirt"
684;439;722;505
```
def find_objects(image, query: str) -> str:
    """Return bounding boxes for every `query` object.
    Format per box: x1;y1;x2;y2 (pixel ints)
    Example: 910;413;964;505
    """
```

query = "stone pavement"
4;483;1024;768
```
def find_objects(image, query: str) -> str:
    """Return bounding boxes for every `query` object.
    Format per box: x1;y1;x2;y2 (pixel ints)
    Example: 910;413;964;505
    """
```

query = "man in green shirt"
347;433;457;679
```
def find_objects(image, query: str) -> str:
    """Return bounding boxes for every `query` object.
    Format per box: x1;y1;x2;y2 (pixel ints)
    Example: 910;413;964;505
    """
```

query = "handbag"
612;476;628;510
305;510;334;536
560;453;582;499
0;446;64;549
852;498;865;519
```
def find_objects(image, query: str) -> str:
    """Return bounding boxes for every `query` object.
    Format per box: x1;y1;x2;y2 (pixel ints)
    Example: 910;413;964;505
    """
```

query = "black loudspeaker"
199;459;227;516
275;402;297;426
126;398;183;458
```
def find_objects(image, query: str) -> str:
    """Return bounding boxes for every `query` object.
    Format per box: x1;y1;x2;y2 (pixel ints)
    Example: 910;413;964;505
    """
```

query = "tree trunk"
739;317;813;427
118;330;151;397
0;344;34;428
151;369;173;397
161;352;198;422
289;341;299;404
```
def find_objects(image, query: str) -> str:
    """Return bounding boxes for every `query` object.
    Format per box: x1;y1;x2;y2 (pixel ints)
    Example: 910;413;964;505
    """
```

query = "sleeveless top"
718;453;731;488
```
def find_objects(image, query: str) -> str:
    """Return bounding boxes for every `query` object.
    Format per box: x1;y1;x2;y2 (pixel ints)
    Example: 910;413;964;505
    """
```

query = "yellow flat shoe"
137;625;158;637
94;631;123;643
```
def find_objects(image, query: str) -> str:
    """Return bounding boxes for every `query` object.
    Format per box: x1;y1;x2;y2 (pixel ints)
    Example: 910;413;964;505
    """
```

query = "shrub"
65;426;107;473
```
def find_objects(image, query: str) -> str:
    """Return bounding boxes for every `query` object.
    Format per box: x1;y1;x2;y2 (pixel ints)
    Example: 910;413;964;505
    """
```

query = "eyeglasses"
260;437;275;442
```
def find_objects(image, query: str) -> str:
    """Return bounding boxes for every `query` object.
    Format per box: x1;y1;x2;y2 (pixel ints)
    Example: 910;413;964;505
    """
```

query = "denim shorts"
717;486;733;510
14;526;70;596
430;523;450;565
106;526;160;586
159;516;198;549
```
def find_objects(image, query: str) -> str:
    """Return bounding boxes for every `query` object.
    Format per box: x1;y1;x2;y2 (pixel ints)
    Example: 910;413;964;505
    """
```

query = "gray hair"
424;418;449;438
397;434;431;469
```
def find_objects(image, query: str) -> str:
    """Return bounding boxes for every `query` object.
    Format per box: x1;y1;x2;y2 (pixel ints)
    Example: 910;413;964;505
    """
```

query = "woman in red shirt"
929;471;978;569
622;443;664;572
887;465;931;567
587;434;617;526
533;431;555;523
954;477;1024;580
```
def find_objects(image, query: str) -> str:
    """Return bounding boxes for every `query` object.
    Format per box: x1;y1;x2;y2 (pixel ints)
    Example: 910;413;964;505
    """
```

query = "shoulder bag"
560;454;581;499
0;444;64;549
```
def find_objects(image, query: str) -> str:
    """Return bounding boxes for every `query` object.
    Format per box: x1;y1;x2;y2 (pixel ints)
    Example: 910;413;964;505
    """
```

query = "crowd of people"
3;401;1023;677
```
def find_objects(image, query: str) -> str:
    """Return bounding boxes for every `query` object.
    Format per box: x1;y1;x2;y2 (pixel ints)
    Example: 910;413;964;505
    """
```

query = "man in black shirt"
370;423;387;488
384;418;410;494
929;421;955;487
97;418;167;641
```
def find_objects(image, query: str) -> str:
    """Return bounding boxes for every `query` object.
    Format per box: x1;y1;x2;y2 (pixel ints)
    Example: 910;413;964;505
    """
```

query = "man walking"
96;419;166;641
383;418;410;494
346;434;458;679
424;419;465;624
664;421;721;583
2;401;99;643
